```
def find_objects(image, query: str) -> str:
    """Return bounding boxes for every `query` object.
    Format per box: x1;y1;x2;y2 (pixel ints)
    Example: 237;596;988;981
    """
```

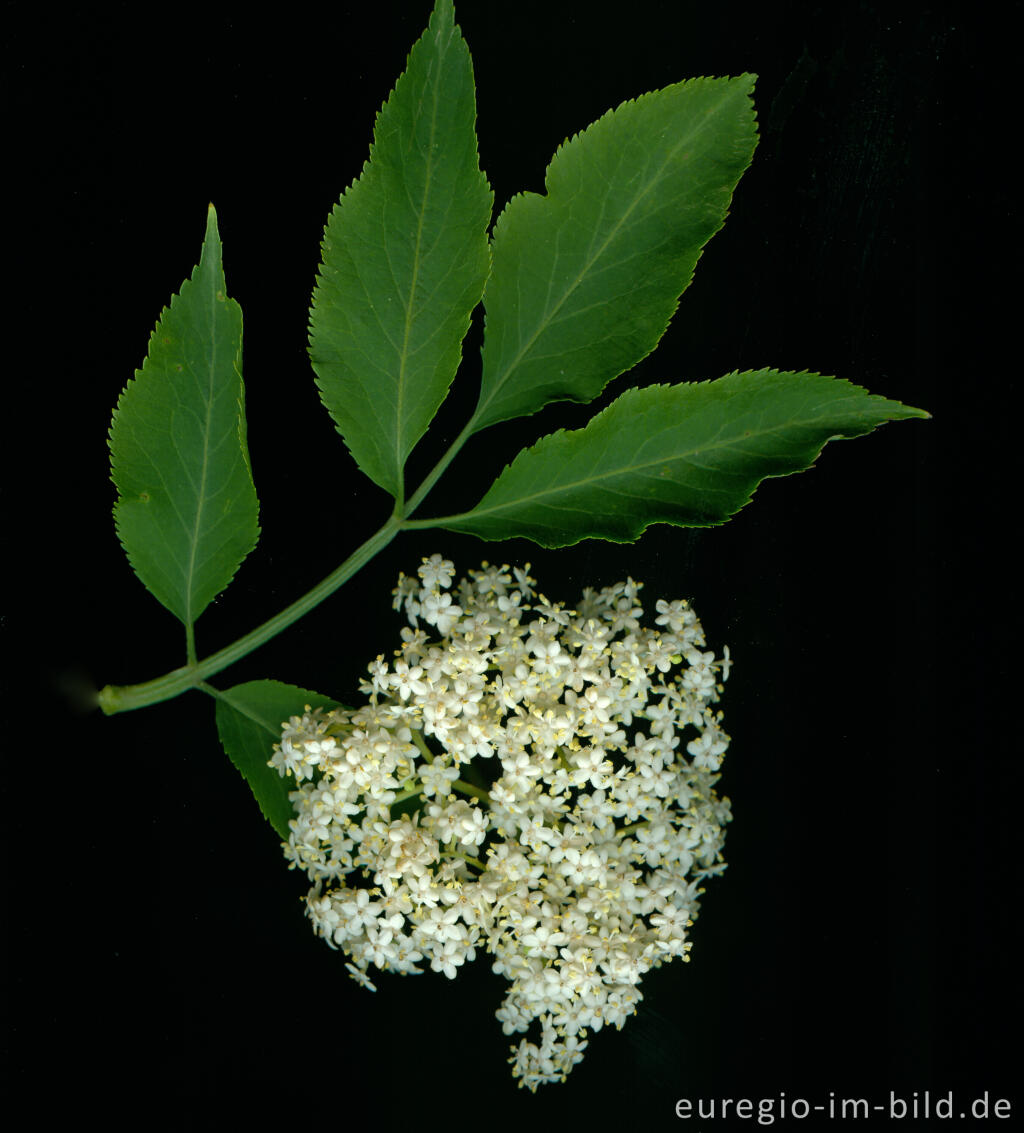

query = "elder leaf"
442;370;929;546
308;0;492;500
473;75;758;433
109;205;259;626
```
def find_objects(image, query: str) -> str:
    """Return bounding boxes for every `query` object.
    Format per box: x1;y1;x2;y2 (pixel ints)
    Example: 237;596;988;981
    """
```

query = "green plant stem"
403;412;480;516
99;400;489;717
441;848;486;872
97;514;404;715
452;778;491;804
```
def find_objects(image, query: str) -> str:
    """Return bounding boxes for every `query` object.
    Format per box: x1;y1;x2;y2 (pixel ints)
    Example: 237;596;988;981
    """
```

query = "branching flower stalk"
273;557;732;1089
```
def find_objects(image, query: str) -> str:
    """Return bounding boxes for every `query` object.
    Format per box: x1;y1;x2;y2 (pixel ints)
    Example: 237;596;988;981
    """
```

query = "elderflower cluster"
271;556;732;1090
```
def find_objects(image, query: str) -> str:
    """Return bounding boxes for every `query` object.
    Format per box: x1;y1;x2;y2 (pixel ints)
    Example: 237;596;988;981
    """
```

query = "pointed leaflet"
472;75;758;434
439;370;929;546
109;206;259;625
214;680;340;839
308;0;492;500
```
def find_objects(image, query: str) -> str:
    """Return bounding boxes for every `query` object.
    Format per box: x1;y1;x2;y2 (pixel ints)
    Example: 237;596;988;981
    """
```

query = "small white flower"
520;922;568;958
421;591;463;635
345;962;378;991
417;759;460;798
418;554;456;591
391;660;427;701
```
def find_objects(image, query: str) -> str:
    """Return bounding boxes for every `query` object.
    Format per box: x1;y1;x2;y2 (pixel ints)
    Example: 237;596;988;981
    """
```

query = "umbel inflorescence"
271;556;732;1089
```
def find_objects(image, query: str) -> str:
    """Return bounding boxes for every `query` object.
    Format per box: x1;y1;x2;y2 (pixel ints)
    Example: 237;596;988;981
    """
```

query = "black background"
8;0;1017;1126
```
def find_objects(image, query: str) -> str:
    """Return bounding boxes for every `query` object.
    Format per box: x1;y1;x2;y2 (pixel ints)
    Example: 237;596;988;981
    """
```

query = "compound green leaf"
473;75;758;434
109;205;259;625
441;370;929;546
214;680;340;840
309;0;492;500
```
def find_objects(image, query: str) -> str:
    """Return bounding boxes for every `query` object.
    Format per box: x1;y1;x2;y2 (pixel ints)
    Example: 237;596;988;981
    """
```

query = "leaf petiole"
96;378;493;718
97;513;405;714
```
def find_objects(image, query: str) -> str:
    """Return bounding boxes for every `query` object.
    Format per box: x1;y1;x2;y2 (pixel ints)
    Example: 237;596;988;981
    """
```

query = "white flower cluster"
271;556;732;1090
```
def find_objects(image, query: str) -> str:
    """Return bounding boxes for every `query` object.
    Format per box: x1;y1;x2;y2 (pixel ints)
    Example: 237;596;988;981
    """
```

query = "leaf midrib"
394;48;444;492
183;281;218;628
217;687;282;738
462;404;849;520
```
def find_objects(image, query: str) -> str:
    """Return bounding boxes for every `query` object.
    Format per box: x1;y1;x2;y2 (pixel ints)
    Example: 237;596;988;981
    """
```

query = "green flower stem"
441;848;486;872
452;778;491;804
97;514;405;715
391;785;424;806
410;729;436;761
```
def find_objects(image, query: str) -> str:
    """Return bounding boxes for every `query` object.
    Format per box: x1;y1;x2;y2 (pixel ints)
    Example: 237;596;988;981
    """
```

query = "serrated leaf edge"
442;370;929;545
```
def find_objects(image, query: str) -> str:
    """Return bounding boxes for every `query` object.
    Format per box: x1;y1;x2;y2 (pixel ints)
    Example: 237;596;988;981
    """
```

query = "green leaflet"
214;680;339;839
308;0;492;501
472;75;758;434
439;371;929;546
109;205;259;625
